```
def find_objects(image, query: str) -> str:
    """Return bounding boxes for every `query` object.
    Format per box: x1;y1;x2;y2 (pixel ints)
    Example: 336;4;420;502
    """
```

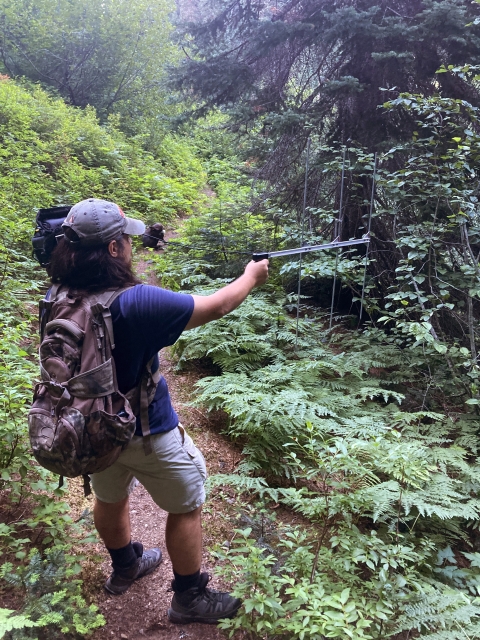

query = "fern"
207;473;277;499
393;589;480;639
0;610;37;637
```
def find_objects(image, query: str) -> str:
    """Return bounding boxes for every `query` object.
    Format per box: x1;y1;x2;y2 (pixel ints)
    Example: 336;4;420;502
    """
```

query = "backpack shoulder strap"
39;283;62;340
137;356;161;455
94;286;134;308
89;286;135;350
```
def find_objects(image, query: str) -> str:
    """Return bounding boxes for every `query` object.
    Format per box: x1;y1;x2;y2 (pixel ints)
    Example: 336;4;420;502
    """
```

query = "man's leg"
165;506;202;575
91;429;239;621
93;496;162;595
166;505;241;624
94;496;202;575
93;496;131;549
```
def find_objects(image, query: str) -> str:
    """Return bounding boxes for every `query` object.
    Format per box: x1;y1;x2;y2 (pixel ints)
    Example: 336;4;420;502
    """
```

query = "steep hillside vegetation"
0;77;206;639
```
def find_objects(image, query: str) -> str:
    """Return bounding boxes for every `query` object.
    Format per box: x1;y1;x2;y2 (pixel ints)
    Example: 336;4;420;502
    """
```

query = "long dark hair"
49;230;140;292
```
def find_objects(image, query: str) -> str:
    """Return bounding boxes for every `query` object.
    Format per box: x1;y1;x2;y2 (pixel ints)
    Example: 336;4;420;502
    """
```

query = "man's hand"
243;259;269;287
185;259;269;329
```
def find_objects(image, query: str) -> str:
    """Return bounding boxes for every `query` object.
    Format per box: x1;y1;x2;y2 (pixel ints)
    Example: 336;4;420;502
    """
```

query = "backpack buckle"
39;299;53;312
90;302;107;316
46;380;69;398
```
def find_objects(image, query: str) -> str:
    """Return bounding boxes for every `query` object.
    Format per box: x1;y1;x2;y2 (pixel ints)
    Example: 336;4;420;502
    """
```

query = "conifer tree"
175;0;480;149
173;0;480;319
173;1;480;208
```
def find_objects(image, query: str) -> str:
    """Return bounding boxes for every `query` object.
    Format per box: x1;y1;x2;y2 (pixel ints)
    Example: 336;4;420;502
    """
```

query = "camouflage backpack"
28;285;159;494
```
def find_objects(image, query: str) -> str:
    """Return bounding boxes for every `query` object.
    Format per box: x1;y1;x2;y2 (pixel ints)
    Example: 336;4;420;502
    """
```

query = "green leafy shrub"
214;524;480;639
0;548;105;639
0;78;206;229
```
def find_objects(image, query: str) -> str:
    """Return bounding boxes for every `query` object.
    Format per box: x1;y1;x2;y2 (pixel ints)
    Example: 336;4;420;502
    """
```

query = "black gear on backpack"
31;205;72;267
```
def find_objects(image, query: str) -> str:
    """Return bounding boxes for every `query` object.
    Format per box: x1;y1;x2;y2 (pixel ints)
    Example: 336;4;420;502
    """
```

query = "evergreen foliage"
0;548;104;639
173;0;480;147
176;0;480;132
172;0;480;313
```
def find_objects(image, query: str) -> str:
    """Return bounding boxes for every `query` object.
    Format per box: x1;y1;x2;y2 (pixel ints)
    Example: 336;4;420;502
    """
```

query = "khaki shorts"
90;425;207;514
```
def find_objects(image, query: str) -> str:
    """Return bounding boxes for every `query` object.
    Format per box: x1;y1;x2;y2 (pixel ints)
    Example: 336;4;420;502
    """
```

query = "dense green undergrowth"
170;290;480;639
1;65;480;639
151;106;480;638
0;77;206;638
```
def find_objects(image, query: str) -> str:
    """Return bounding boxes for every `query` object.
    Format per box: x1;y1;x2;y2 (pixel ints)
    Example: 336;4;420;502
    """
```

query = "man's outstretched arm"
185;260;269;330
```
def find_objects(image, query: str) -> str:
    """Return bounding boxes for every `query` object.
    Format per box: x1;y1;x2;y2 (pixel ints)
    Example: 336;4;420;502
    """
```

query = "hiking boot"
104;546;162;595
168;572;241;624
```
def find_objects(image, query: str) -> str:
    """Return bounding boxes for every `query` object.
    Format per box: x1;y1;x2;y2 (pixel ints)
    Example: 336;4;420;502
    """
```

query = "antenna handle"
252;252;269;262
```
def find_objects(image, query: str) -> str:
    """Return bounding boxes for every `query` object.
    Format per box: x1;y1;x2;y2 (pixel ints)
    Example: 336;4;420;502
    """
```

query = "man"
142;222;165;249
48;198;269;625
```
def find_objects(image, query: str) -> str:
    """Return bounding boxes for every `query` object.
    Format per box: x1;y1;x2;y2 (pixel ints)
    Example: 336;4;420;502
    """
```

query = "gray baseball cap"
62;198;145;247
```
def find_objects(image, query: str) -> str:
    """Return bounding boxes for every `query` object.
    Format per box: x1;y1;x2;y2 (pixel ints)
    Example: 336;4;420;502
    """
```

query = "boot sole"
104;556;162;595
167;603;241;625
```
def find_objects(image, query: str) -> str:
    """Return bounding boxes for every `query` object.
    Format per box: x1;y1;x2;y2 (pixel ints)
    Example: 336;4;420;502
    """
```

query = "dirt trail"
82;249;240;640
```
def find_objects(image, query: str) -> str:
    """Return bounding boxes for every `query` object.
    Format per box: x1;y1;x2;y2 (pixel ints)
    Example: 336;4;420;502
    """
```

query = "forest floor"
68;243;248;640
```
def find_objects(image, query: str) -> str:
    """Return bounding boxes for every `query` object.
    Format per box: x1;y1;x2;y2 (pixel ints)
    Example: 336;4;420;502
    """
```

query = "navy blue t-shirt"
110;285;194;436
